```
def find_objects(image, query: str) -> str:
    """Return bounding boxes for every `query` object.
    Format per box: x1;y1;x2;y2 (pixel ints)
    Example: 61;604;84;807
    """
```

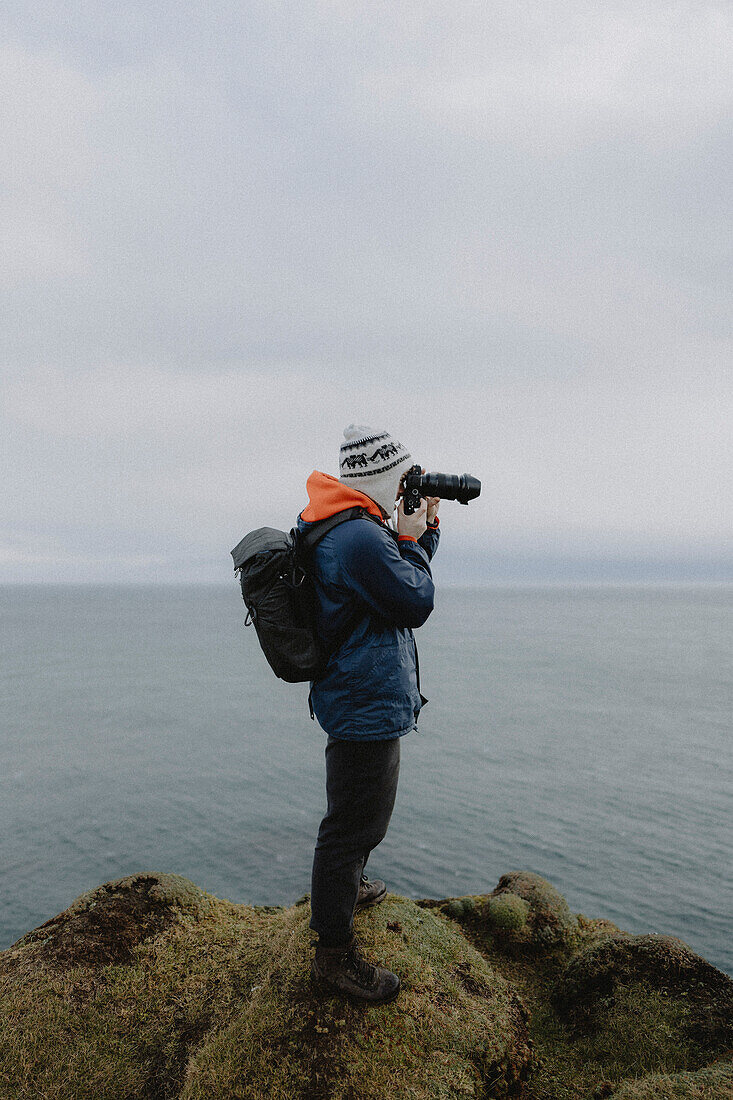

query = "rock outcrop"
418;870;587;955
555;931;733;1056
7;872;208;968
1;870;730;1099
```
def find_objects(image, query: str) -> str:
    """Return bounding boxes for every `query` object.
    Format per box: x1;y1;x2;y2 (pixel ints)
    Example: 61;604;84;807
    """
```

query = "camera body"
401;464;481;515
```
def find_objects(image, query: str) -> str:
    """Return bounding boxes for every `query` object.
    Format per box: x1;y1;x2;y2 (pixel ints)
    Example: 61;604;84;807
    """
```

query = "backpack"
230;507;366;683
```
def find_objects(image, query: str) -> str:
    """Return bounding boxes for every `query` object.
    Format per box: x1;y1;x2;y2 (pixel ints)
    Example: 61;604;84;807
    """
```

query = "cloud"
0;44;95;286
382;4;732;148
2;6;730;375
0;2;730;580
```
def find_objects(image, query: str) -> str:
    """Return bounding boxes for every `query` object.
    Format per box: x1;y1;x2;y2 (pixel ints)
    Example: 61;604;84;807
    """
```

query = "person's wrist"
398;520;427;539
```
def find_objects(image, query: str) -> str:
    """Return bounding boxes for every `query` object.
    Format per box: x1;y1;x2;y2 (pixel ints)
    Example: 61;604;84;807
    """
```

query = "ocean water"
1;583;731;975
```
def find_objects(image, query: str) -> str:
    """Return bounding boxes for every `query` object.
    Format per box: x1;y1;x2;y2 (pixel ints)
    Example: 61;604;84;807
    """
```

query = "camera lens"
421;472;481;505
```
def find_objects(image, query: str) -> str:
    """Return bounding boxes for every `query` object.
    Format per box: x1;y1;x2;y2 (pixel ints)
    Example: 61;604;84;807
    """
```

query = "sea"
1;584;731;975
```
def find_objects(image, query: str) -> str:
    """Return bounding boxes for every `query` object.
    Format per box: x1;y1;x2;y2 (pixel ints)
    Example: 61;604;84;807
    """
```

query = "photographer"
296;425;440;1003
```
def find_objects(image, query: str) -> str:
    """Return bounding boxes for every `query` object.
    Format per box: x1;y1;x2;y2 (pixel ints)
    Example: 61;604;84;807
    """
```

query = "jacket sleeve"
339;520;435;629
418;522;440;561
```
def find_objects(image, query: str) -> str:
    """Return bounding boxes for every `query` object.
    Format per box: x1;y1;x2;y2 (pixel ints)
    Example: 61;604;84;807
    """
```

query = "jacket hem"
318;723;415;742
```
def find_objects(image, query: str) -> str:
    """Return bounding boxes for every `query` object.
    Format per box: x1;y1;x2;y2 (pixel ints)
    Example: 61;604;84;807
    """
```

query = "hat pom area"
343;424;376;443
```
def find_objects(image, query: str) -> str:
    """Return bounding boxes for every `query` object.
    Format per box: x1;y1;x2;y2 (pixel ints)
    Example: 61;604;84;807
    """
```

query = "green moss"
0;892;266;1099
519;985;698;1100
8;871;213;971
193;896;529;1100
607;1060;733;1098
0;888;531;1100
555;932;733;1056
486;893;531;932
3;871;731;1100
420;894;483;926
491;872;578;948
71;872;206;916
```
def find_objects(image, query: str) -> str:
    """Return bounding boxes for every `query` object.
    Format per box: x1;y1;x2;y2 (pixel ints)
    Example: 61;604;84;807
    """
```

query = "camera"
401;464;481;515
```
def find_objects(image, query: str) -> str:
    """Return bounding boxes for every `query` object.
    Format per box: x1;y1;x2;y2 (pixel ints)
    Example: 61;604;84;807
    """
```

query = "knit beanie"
338;425;413;518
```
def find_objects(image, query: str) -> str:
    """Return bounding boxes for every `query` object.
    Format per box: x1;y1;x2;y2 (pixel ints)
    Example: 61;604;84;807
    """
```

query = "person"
296;424;440;1003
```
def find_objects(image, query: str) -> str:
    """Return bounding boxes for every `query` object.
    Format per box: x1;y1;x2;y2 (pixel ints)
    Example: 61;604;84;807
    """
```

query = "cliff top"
1;870;731;1099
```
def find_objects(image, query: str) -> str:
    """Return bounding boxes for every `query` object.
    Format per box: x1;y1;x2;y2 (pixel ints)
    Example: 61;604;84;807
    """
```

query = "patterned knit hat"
338;425;413;518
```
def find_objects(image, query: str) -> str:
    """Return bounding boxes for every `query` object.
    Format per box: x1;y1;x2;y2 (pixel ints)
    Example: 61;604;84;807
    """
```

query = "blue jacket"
297;471;440;740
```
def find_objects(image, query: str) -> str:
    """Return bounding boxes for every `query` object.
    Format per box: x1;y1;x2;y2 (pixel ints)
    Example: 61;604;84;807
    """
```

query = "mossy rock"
5;870;730;1100
6;872;209;968
0;886;532;1099
184;896;532;1099
435;893;528;928
485;892;531;932
555;932;733;1059
417;894;482;925
488;871;578;949
442;896;478;921
420;873;577;952
417;876;730;1099
602;1058;733;1098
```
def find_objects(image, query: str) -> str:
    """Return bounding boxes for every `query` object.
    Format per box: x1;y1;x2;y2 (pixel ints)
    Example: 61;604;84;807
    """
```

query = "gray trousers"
310;735;401;946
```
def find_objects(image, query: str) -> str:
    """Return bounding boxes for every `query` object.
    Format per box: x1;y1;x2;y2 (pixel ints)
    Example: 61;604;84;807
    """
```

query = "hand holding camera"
397;494;429;540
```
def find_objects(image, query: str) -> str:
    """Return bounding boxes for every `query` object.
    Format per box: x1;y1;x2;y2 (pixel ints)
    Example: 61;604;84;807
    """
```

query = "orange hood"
300;471;386;524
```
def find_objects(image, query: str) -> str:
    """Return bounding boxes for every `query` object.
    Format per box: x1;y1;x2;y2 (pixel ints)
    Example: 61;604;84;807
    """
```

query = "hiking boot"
311;937;400;1003
354;873;387;912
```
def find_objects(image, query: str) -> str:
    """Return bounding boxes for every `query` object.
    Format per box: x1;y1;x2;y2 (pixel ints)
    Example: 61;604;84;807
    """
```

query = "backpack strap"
294;506;370;558
296;507;380;721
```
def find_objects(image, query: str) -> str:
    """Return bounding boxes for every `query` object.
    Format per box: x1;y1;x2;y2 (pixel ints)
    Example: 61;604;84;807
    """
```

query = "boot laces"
347;942;378;988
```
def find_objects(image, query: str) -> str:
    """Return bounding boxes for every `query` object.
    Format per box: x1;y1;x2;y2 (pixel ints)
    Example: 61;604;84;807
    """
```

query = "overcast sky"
2;1;731;583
